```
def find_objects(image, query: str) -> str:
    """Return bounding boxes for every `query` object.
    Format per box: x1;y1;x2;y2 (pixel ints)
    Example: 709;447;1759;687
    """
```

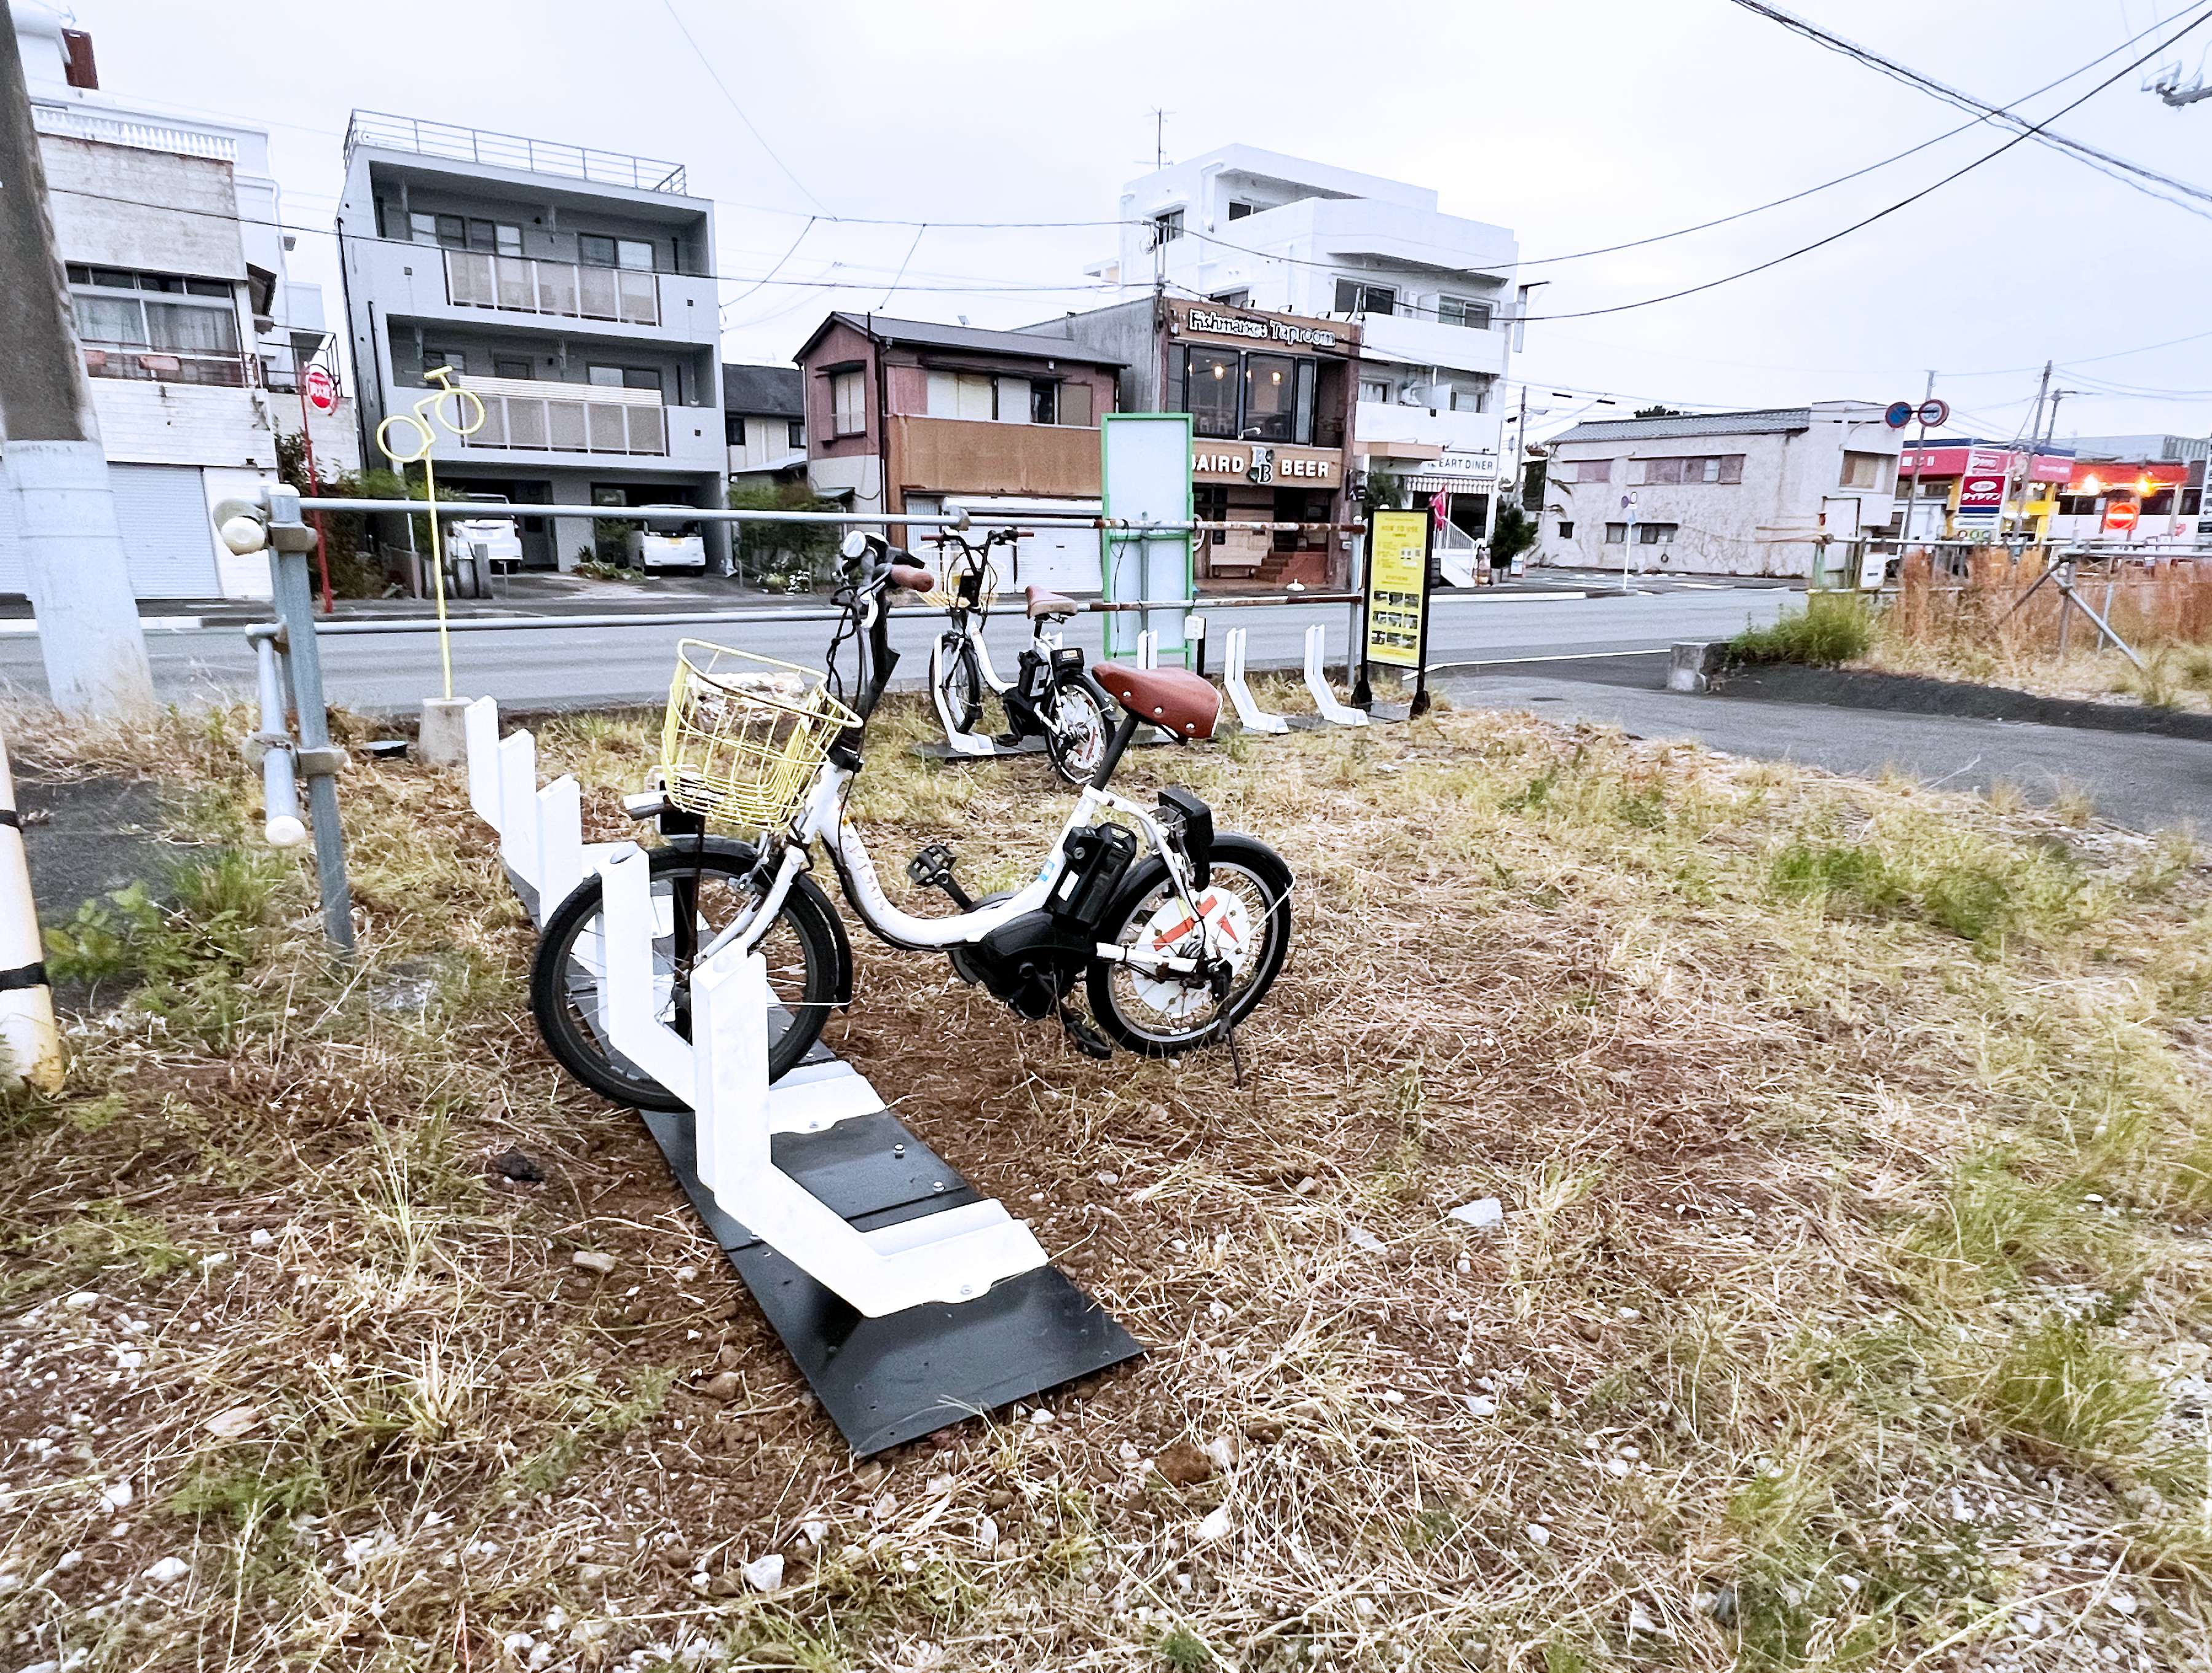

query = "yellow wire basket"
658;640;859;833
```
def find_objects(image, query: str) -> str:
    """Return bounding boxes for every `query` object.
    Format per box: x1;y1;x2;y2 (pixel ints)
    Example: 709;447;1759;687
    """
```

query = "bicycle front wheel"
530;844;837;1111
932;633;984;735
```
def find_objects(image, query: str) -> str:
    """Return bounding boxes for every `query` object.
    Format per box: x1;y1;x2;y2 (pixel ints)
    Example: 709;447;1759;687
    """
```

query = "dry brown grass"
1868;548;2212;712
5;692;2212;1672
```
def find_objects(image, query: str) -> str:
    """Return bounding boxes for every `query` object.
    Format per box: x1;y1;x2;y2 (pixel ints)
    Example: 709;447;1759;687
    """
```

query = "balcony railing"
465;390;667;456
445;250;659;328
346;110;688;194
82;342;250;387
33;103;237;162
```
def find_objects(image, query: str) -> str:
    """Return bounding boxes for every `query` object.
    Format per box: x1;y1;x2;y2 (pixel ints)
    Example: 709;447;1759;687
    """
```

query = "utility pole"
0;4;152;715
1904;370;1934;544
2004;360;2052;546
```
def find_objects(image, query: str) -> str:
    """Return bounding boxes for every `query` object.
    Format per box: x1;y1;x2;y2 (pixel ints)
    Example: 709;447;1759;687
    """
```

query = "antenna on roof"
1140;107;1171;170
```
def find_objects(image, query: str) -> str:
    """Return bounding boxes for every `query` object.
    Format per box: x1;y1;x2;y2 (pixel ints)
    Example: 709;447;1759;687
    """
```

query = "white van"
624;506;707;572
451;494;524;571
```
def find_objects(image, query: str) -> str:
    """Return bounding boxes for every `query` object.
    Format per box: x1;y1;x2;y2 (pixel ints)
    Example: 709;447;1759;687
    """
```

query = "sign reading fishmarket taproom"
1169;297;1359;355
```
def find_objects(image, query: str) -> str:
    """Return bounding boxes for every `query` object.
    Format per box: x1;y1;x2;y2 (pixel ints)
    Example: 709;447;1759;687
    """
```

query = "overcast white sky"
72;0;2212;444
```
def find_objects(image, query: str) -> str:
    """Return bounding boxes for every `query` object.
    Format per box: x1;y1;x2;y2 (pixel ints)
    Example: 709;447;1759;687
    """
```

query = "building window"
1152;209;1184;245
788;419;806;449
1186;347;1239;439
492;358;533;380
423;345;467;379
1332;278;1396;316
1359;378;1390;404
1243;352;1297;443
830;369;867;436
1576;457;1615;483
1227;200;1255;221
66;265;243;385
1210;288;1250;307
2182;488;2203;516
412;212;467;248
1448;381;1492;413
461;218;522;255
1604;522;1627;544
1637;522;1679;545
1639;454;1744;485
1436;296;1493;330
726;413;747;447
579;234;657;271
1030;381;1058;425
2055;494;2100;516
1058;381;1093;426
1839;451;1892;490
589;364;663;392
1557;520;1575;537
927;370;996;420
2144;489;2176;515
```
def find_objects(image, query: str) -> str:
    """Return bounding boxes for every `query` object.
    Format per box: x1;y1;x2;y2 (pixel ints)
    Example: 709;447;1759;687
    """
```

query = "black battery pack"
1049;823;1139;932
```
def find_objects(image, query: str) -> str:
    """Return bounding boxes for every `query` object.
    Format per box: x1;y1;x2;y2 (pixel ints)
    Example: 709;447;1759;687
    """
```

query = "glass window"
498;224;522;256
73;293;145;345
1578;457;1615;483
65;263;89;284
788;419;805;449
435;215;467;249
1294;358;1316;446
578;234;616;269
410;211;438;246
1436;296;1492;330
144;301;237;355
726;412;747;446
1227;200;1254;221
1186;347;1238;439
2144;489;2176;515
1557;520;1575;537
1840;451;1892;490
1030;381;1057;425
425;346;466;377
617;238;655;271
1332;278;1395;315
1359;378;1390;404
1638;522;1678;545
1604;522;1627;544
993;377;1030;423
1243;352;1296;442
1153;209;1183;244
493;358;533;380
184;278;229;298
90;267;135;288
831;369;867;435
588;364;624;387
623;367;662;392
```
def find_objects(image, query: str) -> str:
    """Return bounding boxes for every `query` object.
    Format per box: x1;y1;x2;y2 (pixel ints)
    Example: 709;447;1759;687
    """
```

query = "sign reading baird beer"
1191;444;1338;485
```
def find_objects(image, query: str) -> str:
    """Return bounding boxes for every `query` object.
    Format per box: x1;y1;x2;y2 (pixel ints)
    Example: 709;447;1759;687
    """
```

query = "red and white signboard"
302;364;339;414
2104;500;2141;535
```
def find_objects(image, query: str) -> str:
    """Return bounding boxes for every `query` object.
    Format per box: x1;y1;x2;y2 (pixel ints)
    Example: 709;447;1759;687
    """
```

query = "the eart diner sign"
1183;307;1340;350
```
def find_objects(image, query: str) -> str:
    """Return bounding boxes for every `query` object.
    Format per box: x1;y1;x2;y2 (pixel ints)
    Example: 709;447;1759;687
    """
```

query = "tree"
1490;503;1538;565
1634;404;1685;419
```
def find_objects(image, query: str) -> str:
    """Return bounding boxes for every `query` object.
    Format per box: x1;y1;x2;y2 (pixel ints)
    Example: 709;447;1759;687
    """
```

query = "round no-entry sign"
2104;500;2140;534
302;364;339;414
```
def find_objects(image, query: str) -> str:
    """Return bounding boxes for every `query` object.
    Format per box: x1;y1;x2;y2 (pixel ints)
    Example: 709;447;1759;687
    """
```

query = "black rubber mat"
639;1094;1142;1454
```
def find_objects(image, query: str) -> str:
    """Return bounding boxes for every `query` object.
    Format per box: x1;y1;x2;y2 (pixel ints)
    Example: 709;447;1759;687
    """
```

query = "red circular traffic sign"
1917;398;1950;428
302;364;339;414
2104;500;2140;533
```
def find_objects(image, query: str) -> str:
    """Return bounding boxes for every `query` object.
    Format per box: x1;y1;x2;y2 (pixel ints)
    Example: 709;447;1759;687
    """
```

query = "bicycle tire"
1042;679;1109;787
531;845;839;1111
932;633;985;735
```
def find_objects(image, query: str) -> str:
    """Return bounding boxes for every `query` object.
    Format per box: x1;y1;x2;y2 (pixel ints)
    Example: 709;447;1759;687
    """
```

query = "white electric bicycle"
531;531;1294;1112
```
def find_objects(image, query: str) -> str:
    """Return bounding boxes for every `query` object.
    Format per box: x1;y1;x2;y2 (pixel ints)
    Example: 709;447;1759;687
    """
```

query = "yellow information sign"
1365;510;1430;669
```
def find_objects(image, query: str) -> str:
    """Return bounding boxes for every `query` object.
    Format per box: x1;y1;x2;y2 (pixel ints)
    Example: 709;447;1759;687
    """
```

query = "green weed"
1977;1317;2163;1460
1730;596;1875;666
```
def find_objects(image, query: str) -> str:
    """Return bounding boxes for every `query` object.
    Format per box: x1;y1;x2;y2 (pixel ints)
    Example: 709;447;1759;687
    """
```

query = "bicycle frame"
698;762;1208;975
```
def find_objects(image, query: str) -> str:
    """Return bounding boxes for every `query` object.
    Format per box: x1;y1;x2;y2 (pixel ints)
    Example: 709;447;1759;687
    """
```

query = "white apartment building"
1541;404;1904;578
1091;144;1522;545
0;2;342;601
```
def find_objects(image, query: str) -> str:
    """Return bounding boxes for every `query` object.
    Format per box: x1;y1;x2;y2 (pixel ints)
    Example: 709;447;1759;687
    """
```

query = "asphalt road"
0;588;1790;713
1443;665;2212;835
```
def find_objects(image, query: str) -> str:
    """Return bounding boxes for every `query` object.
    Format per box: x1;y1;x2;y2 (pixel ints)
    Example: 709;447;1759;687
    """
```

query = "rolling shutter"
0;461;219;599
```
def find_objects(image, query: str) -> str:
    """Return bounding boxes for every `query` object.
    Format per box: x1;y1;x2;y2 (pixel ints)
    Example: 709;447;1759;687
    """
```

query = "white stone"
1347;1226;1386;1253
1195;1506;1231;1542
1463;1395;1498;1417
1524;1523;1551;1547
741;1553;784;1593
63;1291;100;1309
248;1229;273;1248
1029;1408;1054;1426
1448;1199;1505;1230
101;1480;133;1510
142;1556;189;1583
975;1516;999;1554
800;1520;827;1546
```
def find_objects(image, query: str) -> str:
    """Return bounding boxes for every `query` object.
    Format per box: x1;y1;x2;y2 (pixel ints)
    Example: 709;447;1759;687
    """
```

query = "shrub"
1730;596;1874;666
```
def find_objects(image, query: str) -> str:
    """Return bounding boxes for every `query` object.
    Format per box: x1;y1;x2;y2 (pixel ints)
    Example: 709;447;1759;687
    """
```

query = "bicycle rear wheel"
530;844;837;1111
932;633;985;735
1042;679;1108;786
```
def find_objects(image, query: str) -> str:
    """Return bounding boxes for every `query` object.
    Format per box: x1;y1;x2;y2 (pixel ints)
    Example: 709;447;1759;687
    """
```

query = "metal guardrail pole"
265;486;355;951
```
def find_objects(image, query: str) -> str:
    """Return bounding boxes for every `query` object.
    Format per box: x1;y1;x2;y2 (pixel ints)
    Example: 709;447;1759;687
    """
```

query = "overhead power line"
657;0;827;212
1516;7;2212;324
1728;0;2212;215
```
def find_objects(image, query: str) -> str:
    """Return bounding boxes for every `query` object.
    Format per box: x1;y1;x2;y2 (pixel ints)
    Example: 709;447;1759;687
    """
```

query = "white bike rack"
597;847;1049;1318
462;695;626;927
1136;629;1158;669
1222;626;1289;735
931;628;998;758
1303;624;1369;728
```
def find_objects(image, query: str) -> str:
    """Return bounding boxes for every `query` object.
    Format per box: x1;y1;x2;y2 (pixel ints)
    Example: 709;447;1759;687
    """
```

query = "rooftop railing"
345;111;688;194
33;103;237;163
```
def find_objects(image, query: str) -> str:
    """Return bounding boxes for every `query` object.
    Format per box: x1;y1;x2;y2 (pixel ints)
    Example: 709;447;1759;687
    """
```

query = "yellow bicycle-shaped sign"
375;366;487;699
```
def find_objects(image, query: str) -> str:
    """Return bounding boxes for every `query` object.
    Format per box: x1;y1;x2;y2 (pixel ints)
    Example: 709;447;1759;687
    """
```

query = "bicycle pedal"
1058;1008;1114;1061
905;843;974;911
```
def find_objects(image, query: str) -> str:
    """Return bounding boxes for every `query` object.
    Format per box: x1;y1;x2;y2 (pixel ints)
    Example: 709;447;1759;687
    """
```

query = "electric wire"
656;0;827;211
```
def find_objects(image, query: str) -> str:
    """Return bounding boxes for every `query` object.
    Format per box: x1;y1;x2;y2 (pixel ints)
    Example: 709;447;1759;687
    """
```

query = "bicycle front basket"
659;639;858;833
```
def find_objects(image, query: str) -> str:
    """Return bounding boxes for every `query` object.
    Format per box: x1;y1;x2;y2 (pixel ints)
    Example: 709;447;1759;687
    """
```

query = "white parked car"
625;507;707;572
451;494;524;570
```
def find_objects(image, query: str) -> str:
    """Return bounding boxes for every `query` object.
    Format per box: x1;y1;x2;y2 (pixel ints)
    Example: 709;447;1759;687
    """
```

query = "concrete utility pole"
2004;360;2052;545
0;1;153;715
